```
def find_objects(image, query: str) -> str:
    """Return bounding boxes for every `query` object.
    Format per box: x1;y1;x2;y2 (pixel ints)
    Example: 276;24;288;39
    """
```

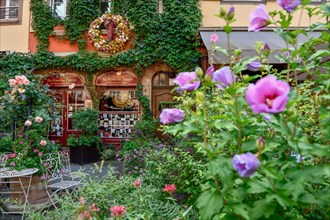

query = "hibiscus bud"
227;6;235;20
256;137;265;152
220;7;227;18
195;67;204;79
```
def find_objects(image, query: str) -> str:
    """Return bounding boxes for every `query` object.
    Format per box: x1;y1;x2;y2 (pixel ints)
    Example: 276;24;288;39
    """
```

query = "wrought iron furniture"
42;152;81;211
0;167;39;220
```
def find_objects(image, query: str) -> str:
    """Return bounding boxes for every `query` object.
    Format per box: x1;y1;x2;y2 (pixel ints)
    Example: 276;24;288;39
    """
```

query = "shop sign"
41;73;84;87
95;71;138;87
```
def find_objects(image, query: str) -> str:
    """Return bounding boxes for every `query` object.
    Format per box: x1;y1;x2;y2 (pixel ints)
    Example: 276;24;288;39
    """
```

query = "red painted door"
49;89;85;146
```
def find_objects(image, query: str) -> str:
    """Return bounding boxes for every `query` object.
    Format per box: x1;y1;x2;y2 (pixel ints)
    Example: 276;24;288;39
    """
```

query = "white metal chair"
58;151;86;181
42;152;81;211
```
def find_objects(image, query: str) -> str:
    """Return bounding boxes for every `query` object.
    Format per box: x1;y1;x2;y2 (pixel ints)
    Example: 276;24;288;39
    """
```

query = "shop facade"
36;62;177;146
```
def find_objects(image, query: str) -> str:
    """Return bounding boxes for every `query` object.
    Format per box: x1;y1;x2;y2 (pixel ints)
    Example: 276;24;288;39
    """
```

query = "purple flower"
246;75;290;114
296;154;304;163
277;0;300;12
227;6;235;17
248;4;270;32
173;72;200;91
160;108;185;124
212;66;235;89
247;62;262;71
210;34;219;43
263;114;271;122
232;152;260;177
263;43;270;51
10;162;15;167
205;65;215;77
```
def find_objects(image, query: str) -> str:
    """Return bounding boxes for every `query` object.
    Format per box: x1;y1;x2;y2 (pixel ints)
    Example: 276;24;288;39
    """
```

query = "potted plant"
67;108;101;165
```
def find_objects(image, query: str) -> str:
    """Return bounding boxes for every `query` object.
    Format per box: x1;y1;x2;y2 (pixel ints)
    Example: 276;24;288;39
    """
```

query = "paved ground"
0;160;123;220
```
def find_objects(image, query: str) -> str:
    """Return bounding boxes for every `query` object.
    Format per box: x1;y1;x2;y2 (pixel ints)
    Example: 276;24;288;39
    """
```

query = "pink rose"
8;79;17;87
40;140;47;146
38;152;43;157
9;153;16;158
35;116;43;123
24;120;32;126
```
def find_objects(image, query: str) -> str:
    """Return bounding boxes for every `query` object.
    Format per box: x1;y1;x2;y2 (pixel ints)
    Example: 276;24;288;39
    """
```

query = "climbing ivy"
30;0;60;51
64;0;100;51
2;0;202;120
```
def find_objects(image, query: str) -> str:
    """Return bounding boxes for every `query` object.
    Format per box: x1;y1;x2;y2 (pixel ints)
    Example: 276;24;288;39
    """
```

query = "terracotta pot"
10;175;49;204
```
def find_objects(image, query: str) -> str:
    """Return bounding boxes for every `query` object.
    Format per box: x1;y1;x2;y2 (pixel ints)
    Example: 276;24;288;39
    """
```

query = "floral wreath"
88;13;130;54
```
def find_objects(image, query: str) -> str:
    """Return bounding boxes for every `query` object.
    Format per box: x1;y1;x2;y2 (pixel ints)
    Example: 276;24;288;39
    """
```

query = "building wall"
0;0;30;52
201;1;325;28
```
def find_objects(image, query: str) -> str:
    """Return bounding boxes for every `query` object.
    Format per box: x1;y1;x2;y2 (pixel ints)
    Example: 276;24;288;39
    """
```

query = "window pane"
0;0;19;19
153;74;160;86
9;0;18;18
54;0;66;18
68;91;85;130
159;73;166;86
101;0;111;14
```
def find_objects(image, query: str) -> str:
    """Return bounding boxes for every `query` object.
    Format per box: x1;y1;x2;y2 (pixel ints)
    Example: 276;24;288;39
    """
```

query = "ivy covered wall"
22;0;202;74
0;0;202;118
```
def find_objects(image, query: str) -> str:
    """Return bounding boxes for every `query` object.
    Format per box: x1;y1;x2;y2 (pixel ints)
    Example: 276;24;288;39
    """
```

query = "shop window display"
98;90;139;138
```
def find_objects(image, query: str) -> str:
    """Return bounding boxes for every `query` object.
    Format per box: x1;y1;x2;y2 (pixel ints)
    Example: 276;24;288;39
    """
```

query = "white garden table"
0;167;38;220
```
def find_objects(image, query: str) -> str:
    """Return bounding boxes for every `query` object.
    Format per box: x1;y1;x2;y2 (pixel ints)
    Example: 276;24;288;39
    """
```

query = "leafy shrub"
26;166;199;220
145;145;207;205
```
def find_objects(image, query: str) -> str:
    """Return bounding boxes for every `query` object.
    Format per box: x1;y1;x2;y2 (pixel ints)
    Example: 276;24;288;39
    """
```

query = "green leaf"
215;46;229;56
247;179;270;194
266;193;295;209
299;193;318;204
251;199;276;219
196;189;223;220
231;203;249;220
224;25;232;35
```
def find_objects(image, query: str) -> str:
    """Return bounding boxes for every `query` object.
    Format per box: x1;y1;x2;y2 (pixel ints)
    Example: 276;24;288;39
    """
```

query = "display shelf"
98;112;140;138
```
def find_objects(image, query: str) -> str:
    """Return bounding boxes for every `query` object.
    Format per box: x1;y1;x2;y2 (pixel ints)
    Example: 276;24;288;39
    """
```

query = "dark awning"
200;31;323;64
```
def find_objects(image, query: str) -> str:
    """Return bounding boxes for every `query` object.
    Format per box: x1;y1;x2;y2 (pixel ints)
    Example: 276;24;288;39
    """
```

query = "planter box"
70;146;100;165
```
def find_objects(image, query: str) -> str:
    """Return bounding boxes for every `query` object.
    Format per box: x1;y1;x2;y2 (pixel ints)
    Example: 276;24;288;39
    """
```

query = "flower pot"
10;175;49;204
70;146;100;165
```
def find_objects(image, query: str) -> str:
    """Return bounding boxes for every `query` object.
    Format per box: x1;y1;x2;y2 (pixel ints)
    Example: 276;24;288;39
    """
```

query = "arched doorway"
95;70;140;145
40;72;90;146
152;71;177;118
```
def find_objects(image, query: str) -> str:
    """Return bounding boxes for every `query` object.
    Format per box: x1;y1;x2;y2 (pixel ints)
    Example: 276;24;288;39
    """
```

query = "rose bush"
160;2;329;219
0;70;60;176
